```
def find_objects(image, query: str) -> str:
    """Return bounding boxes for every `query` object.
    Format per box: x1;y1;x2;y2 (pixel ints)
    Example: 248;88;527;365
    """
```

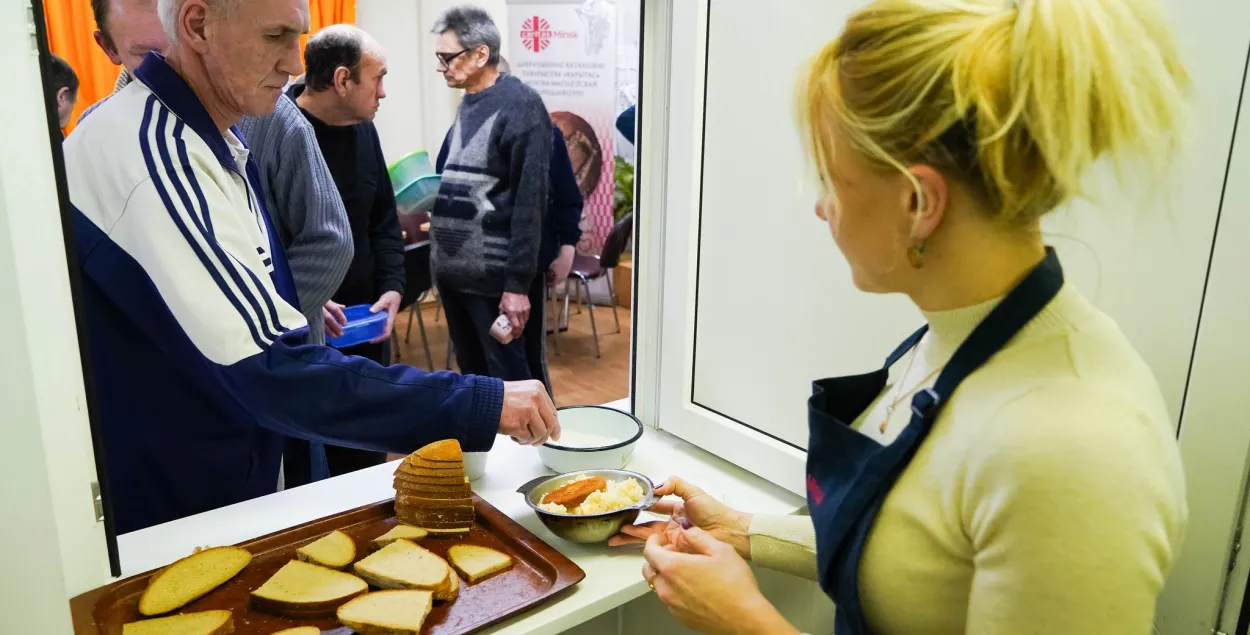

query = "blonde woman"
613;0;1191;632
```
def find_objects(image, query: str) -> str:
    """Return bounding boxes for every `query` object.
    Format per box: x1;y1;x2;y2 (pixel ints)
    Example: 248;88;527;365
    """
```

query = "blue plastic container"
325;304;388;349
395;174;442;215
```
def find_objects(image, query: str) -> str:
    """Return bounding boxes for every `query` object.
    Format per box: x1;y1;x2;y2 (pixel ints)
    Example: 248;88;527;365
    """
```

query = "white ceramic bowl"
463;451;489;481
538;406;644;473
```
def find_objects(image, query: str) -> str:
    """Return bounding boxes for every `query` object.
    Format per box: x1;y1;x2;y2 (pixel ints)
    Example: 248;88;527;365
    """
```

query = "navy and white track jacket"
64;54;503;534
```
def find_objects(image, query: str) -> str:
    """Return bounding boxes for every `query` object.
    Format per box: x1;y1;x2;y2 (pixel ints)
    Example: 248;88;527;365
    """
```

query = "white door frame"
1162;46;1250;635
1;0;113;628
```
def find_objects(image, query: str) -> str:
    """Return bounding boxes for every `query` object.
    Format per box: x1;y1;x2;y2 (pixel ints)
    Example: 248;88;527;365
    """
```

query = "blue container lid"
325;304;389;349
395;174;442;215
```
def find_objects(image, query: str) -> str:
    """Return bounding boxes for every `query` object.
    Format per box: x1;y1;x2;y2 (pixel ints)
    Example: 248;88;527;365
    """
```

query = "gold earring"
907;242;926;269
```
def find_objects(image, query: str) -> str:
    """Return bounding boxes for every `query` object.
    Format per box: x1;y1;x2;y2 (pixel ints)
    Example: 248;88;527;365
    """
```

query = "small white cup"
463;452;489;481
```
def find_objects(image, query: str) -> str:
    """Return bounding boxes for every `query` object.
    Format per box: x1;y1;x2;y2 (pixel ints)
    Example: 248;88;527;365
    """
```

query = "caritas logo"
520;16;578;53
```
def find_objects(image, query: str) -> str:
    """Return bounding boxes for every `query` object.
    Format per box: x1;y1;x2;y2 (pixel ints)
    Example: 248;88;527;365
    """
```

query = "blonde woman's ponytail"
799;0;1191;224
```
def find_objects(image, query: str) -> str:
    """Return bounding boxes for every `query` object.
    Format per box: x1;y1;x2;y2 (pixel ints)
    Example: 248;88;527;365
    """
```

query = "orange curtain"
302;0;357;62
43;0;122;135
43;0;356;135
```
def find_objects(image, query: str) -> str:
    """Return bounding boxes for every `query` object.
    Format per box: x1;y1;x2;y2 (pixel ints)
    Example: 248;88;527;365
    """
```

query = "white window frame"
631;1;1250;633
1162;52;1250;635
632;0;809;497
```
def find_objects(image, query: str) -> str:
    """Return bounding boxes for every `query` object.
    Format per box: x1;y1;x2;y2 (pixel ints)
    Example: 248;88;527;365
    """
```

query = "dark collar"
134;51;245;172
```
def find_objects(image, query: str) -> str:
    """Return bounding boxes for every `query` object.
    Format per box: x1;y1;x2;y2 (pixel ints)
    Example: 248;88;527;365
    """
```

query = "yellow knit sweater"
748;285;1187;634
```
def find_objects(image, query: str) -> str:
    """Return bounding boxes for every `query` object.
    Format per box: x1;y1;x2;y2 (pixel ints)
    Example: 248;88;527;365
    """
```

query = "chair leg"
547;284;560;355
446;339;455;371
434;296;442;322
606;272;621;334
404;302;417;344
391;329;401;361
561;286;571;331
583;278;600;358
415;302;434;370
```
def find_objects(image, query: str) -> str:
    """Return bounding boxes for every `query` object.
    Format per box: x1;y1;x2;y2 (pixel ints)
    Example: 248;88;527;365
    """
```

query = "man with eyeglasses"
429;5;553;384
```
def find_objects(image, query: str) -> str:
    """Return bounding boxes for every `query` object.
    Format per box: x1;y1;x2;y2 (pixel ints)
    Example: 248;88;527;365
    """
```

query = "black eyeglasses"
435;49;470;66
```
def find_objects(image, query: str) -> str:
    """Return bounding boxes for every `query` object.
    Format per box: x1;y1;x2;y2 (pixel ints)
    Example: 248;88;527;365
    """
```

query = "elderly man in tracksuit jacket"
62;0;558;534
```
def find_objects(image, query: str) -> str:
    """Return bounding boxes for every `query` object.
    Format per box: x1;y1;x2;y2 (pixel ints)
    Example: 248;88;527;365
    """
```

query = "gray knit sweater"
238;95;353;344
432;74;552;296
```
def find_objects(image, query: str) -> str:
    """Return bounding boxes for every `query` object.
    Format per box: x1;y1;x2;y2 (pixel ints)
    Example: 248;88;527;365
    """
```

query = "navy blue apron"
806;247;1063;635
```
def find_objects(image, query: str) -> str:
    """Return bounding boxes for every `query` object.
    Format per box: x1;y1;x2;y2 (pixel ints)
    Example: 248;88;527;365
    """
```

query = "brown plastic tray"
70;495;585;634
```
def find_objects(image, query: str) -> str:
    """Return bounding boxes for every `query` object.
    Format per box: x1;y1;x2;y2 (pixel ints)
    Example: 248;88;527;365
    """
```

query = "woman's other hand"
609;476;754;559
643;527;798;635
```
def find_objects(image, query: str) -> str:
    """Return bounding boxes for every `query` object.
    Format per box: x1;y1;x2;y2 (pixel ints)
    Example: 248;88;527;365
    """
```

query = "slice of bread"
122;610;234;635
373;525;429;547
414;439;463;462
267;628;320;635
337;590;433;635
395;506;475;523
395;516;474;529
296;530;356;570
392;470;469;485
393;484;473;499
353;539;449;592
448;545;513;582
440;567;460;602
397;455;463;469
250;560;368;617
395;494;474;510
420;526;471;536
139;547;252;616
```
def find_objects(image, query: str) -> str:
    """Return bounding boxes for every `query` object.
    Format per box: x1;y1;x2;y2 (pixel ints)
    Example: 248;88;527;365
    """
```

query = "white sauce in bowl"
550;428;624;449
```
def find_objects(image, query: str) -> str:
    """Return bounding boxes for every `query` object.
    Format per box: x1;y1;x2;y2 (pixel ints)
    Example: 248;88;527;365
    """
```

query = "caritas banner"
507;0;617;255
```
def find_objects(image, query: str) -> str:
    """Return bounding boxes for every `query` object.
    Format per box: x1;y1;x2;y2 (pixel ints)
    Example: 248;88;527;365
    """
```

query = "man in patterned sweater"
430;6;552;381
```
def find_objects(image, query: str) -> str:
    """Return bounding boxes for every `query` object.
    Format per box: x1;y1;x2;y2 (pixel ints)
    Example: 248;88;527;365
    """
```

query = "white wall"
687;0;1247;450
358;0;511;164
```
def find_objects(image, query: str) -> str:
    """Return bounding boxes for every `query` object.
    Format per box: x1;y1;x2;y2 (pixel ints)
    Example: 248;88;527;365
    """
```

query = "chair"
565;213;632;358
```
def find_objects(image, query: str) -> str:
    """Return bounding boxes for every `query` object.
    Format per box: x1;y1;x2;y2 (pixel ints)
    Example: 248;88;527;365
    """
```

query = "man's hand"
500;292;531;332
323;301;348;338
548;245;576;287
498;380;560;446
370;291;403;343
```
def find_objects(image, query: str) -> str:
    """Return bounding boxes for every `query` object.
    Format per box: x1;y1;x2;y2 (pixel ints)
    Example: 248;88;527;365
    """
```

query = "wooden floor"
392;299;631;408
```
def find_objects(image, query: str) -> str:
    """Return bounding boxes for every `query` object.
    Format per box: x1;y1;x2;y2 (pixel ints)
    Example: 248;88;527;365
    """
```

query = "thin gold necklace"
879;351;943;434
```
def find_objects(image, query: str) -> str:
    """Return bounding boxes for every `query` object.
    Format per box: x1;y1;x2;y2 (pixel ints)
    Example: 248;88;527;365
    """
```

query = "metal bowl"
517;469;658;544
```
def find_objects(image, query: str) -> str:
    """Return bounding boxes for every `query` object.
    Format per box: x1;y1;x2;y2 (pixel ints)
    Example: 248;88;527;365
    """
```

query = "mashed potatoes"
539;476;646;515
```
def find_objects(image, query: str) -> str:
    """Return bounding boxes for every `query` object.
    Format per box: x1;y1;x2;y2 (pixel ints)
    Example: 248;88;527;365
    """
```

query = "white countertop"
117;401;805;635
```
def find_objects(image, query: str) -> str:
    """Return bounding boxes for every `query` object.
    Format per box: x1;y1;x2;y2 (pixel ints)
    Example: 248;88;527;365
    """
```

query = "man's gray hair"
158;0;240;43
431;5;501;66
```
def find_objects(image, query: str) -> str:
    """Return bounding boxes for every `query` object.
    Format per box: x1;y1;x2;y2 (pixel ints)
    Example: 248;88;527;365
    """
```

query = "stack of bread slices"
393;439;475;534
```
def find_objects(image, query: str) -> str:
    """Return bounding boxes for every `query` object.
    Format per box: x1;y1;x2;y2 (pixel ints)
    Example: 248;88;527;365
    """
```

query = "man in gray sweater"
431;6;552;381
83;0;353;347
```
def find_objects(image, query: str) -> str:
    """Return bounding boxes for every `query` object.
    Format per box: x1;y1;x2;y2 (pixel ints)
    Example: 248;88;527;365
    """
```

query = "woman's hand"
609;476;754;560
643;528;799;635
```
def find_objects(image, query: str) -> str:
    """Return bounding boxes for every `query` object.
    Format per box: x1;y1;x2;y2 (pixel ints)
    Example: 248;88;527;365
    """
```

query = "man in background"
431;5;551;382
441;56;582;395
84;0;353;351
289;24;405;477
79;0;166;121
64;0;558;533
46;54;79;129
